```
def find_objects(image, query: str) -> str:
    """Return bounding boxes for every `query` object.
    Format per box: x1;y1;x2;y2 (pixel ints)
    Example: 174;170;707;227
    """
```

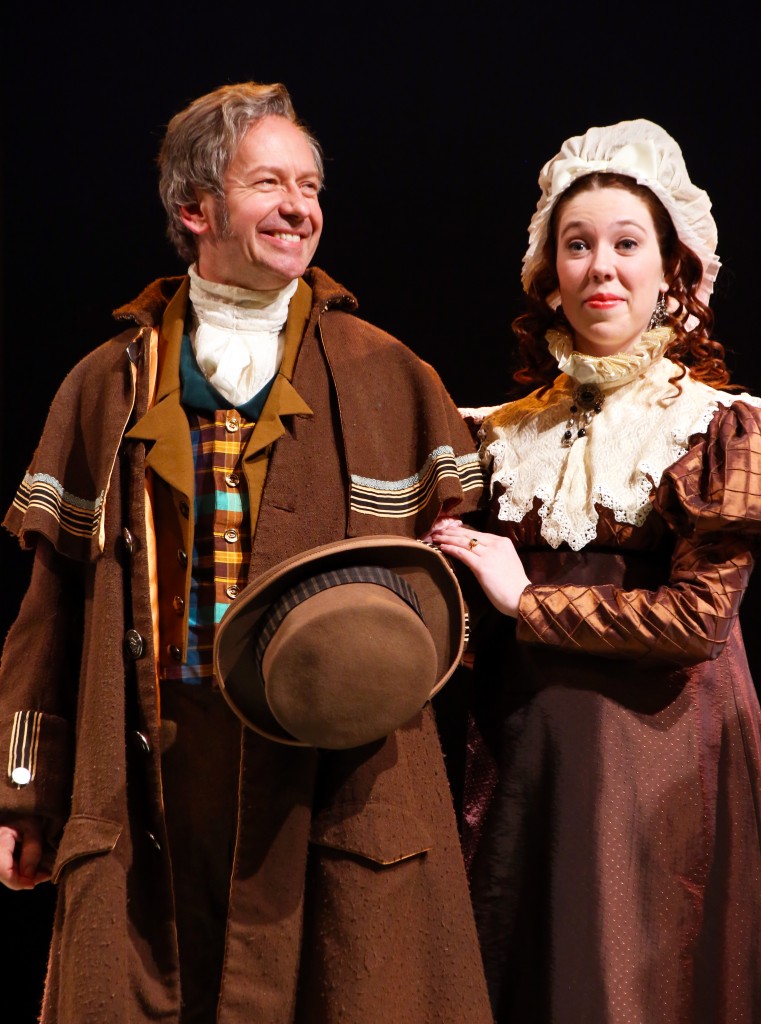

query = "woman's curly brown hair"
510;173;731;397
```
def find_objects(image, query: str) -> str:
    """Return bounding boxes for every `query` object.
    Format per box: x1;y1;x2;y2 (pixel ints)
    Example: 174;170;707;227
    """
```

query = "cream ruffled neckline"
546;324;673;387
480;336;761;551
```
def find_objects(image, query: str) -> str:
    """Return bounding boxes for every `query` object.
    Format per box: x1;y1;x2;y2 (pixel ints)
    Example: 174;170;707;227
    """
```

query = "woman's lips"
585;294;623;309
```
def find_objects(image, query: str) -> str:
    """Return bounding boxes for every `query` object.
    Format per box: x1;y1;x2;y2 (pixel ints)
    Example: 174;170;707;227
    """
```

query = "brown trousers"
160;683;242;1024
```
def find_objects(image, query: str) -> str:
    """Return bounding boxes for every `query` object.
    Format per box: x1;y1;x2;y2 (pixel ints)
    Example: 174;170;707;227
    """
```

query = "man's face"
184;116;323;291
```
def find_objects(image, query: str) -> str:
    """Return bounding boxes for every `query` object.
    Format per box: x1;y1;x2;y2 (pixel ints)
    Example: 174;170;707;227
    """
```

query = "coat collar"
125;276;316;499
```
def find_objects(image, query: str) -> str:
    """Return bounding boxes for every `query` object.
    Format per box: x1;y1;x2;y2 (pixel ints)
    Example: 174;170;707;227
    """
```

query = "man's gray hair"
158;81;324;263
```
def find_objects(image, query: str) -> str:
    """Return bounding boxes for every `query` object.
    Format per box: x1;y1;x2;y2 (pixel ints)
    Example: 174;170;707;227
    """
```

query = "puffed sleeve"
658;399;761;532
515;401;761;666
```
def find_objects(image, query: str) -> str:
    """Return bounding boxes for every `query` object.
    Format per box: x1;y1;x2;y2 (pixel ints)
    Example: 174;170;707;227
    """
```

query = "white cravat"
188;265;298;407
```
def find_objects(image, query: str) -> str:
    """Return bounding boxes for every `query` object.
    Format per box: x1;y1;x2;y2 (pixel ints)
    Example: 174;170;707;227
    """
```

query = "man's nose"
279;185;310;219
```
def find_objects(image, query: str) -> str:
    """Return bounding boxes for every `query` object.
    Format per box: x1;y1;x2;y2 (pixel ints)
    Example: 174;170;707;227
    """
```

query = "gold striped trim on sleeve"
11;473;104;540
350;447;483;519
8;711;43;786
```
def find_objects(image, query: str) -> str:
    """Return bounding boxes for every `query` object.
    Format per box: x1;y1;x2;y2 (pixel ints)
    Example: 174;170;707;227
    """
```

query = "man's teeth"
273;232;300;242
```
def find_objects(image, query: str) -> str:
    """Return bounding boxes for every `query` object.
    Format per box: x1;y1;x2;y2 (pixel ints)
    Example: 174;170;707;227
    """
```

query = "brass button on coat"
177;548;188;567
179;500;190;519
167;644;182;662
125;629;144;660
122;527;134;555
172;595;185;614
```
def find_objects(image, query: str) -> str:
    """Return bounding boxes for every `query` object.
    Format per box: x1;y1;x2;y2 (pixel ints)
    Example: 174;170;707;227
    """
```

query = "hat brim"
213;536;465;747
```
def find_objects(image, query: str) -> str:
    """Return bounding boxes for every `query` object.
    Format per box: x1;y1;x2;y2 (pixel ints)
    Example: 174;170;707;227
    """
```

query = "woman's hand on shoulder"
429;520;530;618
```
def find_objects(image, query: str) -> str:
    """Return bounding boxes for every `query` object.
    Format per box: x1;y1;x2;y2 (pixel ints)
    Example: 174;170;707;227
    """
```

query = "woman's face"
554;186;667;357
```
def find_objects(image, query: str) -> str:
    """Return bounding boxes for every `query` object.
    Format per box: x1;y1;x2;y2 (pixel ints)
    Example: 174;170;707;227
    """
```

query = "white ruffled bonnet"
521;119;720;304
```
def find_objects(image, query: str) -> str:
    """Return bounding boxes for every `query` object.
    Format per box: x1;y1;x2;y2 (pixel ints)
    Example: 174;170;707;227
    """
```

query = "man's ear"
179;193;215;238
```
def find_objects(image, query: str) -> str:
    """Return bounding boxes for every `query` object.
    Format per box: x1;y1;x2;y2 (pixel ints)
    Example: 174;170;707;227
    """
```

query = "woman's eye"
567;240;588;253
618;238;638;251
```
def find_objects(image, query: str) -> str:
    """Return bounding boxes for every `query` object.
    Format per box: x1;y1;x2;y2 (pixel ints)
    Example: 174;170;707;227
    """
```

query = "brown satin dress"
465;400;761;1023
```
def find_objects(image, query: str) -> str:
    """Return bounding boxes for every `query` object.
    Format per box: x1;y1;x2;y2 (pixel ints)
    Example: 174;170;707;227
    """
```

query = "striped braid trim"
350;447;483;519
8;711;43;786
11;473;104;540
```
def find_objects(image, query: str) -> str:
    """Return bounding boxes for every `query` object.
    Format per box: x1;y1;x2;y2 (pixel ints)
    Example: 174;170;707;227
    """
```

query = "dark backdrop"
2;2;760;1018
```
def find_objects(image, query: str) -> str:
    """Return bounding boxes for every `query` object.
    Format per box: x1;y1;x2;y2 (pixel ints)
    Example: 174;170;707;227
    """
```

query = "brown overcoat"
0;269;491;1023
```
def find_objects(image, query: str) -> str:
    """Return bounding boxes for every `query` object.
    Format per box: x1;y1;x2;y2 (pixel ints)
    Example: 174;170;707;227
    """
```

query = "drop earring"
648;293;668;331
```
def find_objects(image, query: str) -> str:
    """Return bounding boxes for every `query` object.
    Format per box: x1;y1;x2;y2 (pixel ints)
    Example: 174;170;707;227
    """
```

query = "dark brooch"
561;382;605;448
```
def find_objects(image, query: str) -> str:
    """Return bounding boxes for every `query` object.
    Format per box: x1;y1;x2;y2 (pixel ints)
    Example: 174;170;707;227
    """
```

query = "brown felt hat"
213;536;466;749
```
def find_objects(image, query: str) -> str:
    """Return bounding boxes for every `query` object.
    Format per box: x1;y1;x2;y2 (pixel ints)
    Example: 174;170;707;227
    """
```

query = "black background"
2;2;760;1018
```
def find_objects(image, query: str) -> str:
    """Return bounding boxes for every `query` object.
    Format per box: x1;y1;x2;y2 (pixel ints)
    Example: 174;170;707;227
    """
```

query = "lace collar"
482;345;757;551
